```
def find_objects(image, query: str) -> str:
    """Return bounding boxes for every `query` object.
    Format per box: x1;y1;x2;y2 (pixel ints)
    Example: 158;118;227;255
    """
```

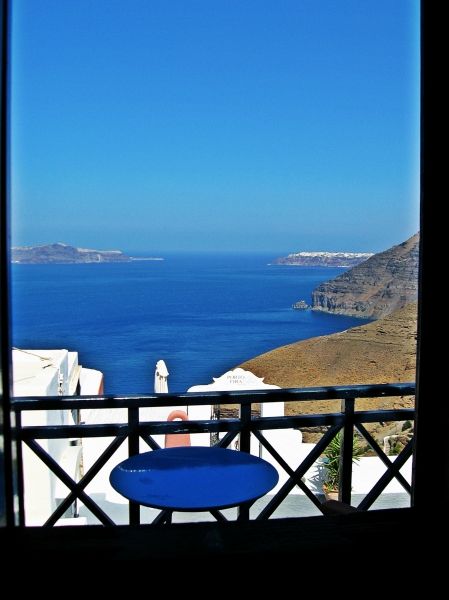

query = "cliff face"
11;243;130;264
311;233;419;319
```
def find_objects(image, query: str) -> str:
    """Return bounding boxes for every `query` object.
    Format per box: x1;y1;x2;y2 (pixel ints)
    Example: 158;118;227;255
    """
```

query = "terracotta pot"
323;489;339;501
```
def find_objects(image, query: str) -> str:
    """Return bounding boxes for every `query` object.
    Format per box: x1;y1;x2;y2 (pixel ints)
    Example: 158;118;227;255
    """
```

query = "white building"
12;349;103;525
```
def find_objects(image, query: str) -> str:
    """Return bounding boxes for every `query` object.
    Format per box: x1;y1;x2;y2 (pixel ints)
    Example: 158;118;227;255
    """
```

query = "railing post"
210;404;220;446
13;410;25;526
339;398;355;504
238;401;252;520
239;402;251;454
128;407;140;525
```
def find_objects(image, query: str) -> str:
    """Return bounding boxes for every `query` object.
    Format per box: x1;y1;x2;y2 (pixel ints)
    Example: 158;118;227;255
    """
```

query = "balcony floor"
74;492;411;525
2;507;431;567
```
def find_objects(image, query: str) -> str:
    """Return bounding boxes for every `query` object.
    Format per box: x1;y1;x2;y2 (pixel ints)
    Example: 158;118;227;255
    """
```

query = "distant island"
11;243;164;264
272;251;373;267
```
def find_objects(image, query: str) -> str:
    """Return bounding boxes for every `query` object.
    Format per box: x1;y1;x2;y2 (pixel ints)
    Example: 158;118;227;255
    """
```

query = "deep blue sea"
11;254;362;394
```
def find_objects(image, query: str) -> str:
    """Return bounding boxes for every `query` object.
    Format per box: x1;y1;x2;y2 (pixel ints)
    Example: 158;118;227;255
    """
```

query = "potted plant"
322;431;363;500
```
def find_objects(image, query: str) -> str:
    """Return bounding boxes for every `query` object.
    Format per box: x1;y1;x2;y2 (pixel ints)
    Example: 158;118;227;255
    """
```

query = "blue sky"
11;0;420;254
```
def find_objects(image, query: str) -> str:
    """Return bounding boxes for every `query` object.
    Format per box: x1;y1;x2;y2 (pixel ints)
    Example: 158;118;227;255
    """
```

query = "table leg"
237;502;252;521
129;501;140;525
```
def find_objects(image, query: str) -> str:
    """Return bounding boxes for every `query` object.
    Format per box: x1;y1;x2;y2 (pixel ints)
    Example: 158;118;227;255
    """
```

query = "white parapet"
12;349;103;525
187;368;282;447
13;348;67;396
12;349;75;524
80;367;104;395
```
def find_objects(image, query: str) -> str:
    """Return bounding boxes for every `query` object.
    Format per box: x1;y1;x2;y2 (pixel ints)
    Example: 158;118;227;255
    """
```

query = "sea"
11;253;363;394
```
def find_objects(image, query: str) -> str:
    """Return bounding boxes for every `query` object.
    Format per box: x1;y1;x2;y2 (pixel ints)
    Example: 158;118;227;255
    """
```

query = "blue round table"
110;446;279;519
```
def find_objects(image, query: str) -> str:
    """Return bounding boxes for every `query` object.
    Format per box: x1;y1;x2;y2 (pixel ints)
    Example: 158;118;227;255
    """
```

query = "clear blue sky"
10;0;420;254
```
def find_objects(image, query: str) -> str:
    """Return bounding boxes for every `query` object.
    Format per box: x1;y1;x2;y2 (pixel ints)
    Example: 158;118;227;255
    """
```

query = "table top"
109;446;279;511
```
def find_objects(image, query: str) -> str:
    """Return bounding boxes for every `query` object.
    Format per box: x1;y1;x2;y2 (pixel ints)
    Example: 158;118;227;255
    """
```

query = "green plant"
389;441;402;455
323;431;363;492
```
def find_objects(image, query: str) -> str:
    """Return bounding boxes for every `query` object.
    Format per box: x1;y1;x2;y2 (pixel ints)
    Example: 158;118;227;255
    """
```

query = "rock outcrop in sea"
292;300;309;310
310;233;419;319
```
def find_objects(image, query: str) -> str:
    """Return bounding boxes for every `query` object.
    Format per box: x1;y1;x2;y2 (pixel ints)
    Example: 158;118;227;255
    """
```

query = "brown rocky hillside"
238;302;417;443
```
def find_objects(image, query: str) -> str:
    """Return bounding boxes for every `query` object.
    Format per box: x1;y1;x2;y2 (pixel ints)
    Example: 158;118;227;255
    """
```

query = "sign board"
187;368;280;392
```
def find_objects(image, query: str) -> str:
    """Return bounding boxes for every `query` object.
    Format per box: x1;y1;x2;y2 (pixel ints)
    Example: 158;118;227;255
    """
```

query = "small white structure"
148;359;187;446
187;367;279;393
80;367;104;395
187;368;274;445
12;348;103;525
186;368;302;454
154;359;169;393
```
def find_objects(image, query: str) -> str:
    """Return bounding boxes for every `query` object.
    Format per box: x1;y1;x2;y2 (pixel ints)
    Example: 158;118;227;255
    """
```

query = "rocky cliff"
12;243;131;264
311;233;419;319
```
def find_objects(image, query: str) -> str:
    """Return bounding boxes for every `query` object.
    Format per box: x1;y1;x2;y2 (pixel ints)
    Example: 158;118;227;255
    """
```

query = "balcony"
11;382;415;527
0;0;440;566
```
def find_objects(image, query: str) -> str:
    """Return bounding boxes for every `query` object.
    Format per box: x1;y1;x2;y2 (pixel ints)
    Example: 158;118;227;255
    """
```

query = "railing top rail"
11;382;415;411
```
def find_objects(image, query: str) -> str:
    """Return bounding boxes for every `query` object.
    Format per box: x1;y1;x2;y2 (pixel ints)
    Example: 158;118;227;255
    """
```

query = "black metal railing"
11;382;415;526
